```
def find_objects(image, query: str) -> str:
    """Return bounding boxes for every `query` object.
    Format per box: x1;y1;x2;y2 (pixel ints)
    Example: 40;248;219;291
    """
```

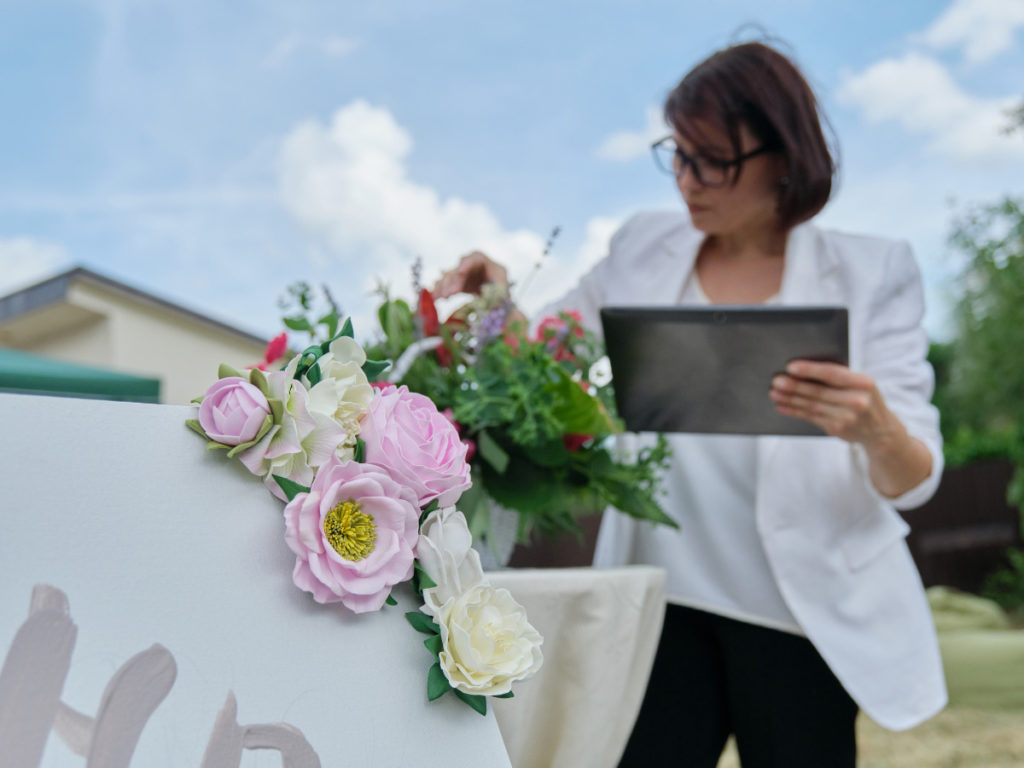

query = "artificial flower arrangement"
186;317;542;714
278;265;675;562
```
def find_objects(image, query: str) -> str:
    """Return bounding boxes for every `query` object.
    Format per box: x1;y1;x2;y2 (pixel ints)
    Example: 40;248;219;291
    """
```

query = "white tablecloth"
488;566;666;768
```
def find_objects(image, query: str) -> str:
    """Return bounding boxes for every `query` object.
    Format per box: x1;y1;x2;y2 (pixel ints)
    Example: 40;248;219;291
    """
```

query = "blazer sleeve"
852;240;944;510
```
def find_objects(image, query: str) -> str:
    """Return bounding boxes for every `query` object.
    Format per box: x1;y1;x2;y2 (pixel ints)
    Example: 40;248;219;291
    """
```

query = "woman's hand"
770;360;932;498
433;251;509;299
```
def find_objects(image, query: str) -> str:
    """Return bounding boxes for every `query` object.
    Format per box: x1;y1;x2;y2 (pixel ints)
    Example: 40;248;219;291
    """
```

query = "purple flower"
198;377;271;446
283;456;420;613
359;386;471;508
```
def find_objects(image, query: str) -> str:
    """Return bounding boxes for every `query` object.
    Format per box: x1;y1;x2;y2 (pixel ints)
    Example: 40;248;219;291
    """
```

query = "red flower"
253;332;289;370
562;434;592;452
534;310;584;362
418;289;440;337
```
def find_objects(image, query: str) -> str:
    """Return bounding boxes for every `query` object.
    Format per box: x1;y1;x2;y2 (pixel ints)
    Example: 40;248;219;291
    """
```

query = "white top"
656;273;803;634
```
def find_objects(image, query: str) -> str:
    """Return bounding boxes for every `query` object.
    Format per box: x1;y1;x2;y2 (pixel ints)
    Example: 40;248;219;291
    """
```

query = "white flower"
417;507;485;609
306;336;374;454
238;354;347;500
430;583;543;697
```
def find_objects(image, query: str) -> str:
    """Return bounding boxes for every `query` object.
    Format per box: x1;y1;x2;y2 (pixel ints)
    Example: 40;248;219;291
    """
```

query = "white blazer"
550;210;947;731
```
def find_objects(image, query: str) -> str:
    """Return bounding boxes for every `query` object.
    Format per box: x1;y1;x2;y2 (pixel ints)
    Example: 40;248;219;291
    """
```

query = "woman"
435;42;945;767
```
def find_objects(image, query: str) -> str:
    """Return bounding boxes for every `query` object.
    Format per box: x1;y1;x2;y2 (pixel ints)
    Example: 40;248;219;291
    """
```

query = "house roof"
0;266;268;346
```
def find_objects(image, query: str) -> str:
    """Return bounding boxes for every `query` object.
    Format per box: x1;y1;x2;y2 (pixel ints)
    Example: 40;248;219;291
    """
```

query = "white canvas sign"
0;394;511;767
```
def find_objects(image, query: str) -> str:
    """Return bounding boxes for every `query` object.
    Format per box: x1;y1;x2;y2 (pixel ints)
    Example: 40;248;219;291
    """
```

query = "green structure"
0;348;160;403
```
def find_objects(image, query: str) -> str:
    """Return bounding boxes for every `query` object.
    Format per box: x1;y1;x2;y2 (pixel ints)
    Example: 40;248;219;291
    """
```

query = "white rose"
418;507;485;610
432;583;543;697
238;355;346;499
306;336;374;451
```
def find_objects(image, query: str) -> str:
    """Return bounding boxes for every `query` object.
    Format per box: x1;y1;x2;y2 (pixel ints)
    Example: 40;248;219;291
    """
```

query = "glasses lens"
652;139;679;176
694;157;729;187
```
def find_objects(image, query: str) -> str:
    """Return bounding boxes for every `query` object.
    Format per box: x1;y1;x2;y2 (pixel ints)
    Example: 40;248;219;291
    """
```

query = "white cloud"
265;33;358;69
278;100;622;328
595;106;667;163
321;36;358;58
0;237;70;295
837;52;1024;162
917;0;1024;64
264;33;300;69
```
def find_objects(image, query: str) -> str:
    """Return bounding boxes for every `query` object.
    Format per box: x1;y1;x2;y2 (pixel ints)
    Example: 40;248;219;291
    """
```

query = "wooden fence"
900;460;1022;593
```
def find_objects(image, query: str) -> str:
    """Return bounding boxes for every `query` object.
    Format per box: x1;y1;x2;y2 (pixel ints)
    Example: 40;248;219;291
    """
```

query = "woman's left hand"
769;360;902;450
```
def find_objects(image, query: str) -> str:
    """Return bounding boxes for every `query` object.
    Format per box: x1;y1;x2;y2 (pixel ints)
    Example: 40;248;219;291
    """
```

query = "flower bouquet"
186;317;542;714
279;268;675;565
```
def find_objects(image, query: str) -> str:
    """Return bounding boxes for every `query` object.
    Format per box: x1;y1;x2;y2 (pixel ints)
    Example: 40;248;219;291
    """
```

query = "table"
488;566;666;768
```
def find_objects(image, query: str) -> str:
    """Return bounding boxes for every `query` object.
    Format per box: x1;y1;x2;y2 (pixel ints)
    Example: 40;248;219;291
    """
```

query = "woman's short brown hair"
664;42;836;230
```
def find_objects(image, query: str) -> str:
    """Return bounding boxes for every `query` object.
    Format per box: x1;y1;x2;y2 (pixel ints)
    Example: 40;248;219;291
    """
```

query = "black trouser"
619;604;858;768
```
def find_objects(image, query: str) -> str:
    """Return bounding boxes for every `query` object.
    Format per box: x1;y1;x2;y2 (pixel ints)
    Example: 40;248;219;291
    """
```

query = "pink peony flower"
359;385;471;508
198;377;271;446
283;456;420;613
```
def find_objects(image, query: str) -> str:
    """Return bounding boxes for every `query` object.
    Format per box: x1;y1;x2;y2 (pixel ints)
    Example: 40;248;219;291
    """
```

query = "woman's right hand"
432;251;509;299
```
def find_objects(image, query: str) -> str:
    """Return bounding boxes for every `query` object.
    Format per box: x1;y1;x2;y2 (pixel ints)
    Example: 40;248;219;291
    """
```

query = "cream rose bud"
417;507;484;607
434;583;543;697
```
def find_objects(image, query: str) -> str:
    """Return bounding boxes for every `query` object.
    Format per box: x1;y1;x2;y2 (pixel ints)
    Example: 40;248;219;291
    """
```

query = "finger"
785;360;873;390
771;375;872;410
772;393;868;439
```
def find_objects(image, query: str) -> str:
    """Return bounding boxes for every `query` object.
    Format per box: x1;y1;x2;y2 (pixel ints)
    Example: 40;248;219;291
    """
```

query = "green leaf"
384;594;397;607
453;690;487;715
283;316;313;332
547;367;615;435
362;358;391;381
414;563;437;591
495;691;515;699
268;397;285;423
339;316;354;338
477;429;510;474
217;363;246;380
423;634;443;656
305;362;322;386
427;662;451;701
317;310;340;340
185;419;208;438
405;611;440;635
272;475;311;502
354;436;366;463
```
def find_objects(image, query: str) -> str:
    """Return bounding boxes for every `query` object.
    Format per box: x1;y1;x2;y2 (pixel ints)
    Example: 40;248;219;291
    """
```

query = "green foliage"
945;198;1024;432
278;281;342;344
982;549;1024;622
939;196;1024;525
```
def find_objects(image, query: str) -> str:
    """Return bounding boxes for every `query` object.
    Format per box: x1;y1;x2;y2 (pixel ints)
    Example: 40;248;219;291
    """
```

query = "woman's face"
673;121;786;237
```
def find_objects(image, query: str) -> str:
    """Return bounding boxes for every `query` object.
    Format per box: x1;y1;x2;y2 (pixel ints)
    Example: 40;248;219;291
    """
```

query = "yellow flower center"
323;499;377;562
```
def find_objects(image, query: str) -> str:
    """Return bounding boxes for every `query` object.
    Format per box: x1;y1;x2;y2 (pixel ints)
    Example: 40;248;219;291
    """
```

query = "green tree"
943;197;1024;513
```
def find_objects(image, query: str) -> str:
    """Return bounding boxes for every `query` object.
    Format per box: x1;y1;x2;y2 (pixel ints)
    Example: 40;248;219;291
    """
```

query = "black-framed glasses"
651;136;771;187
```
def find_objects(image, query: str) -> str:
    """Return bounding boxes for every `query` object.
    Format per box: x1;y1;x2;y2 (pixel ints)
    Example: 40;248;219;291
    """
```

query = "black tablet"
599;306;849;436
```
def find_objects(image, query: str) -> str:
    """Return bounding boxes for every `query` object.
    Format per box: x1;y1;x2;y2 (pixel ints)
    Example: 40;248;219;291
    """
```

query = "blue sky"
2;0;1023;344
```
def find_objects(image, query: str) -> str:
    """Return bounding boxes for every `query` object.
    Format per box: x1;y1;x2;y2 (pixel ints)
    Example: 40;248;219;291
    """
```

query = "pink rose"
359;386;471;508
283;455;420;613
198;377;271;446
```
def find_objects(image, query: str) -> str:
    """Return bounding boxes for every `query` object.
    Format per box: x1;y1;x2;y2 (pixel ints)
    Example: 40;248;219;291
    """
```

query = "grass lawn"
716;708;1024;766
